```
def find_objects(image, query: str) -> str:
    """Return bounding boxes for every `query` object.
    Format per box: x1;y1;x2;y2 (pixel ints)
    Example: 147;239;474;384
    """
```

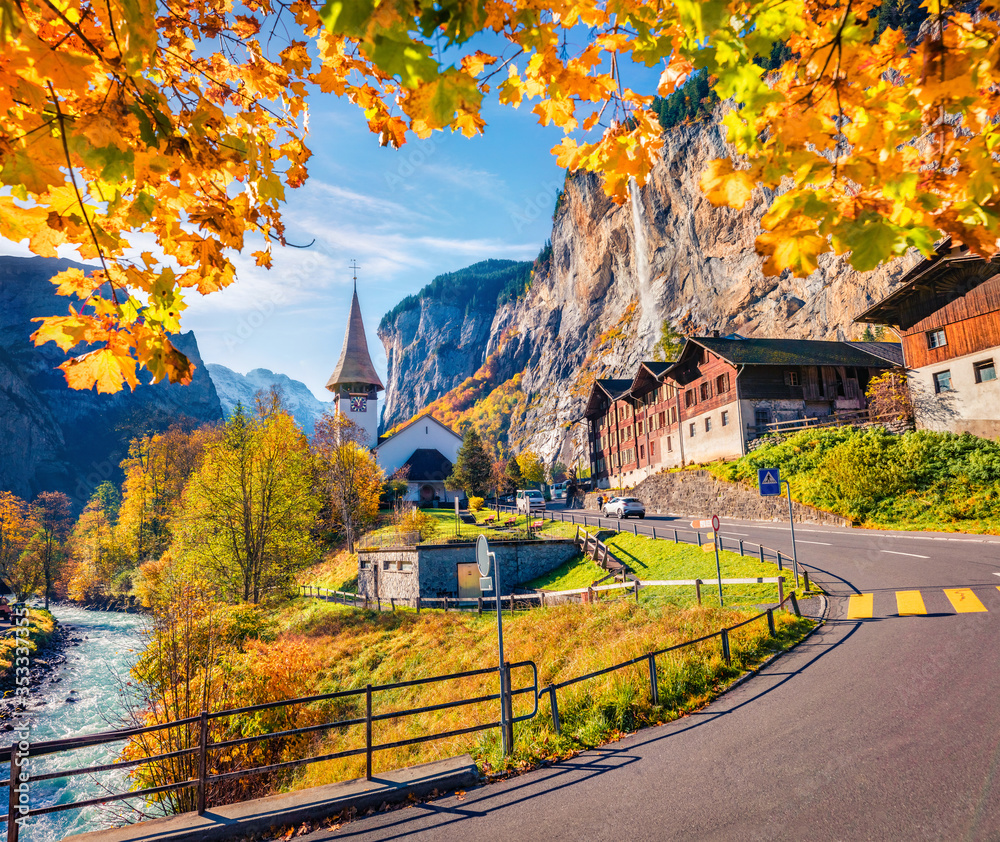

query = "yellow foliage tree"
7;0;1000;390
171;405;319;604
313;413;385;553
516;450;546;487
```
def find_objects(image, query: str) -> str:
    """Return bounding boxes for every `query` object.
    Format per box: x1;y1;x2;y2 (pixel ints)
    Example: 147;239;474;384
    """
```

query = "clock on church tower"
325;270;384;449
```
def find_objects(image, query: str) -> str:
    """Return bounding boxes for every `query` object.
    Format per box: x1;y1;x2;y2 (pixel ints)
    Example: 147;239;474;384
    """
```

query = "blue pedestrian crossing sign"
758;468;781;496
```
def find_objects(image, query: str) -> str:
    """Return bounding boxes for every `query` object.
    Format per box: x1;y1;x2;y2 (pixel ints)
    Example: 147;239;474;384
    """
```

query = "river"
5;603;147;842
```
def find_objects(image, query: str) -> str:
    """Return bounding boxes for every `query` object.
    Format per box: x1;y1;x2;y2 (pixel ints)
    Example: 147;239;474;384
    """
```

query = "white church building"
327;281;463;504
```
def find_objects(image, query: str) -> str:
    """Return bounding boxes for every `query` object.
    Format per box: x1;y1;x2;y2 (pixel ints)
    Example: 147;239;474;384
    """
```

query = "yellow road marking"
847;593;873;619
945;588;987;612
896;590;927;615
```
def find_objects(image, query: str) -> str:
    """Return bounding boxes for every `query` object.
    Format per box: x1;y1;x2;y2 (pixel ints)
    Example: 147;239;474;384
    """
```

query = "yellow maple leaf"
700;158;758;209
61;348;139;393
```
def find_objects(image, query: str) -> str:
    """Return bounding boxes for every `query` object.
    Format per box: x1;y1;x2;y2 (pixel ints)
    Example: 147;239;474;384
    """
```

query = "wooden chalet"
856;240;1000;436
583;336;902;488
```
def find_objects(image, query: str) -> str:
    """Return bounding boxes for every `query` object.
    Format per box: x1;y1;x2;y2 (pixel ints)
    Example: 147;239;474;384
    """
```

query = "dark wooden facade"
583;337;901;487
897;276;1000;369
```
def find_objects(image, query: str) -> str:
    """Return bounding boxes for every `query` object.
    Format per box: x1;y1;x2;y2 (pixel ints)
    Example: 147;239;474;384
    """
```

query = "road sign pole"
713;524;723;606
478;535;509;755
783;480;800;589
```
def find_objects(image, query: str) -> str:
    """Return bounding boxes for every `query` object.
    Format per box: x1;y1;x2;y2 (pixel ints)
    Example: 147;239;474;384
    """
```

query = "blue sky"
182;95;568;400
0;93;566;400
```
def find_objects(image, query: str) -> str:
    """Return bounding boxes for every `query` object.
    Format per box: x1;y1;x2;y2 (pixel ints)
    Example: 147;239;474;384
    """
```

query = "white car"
602;497;646;518
551;482;567;499
516;489;545;514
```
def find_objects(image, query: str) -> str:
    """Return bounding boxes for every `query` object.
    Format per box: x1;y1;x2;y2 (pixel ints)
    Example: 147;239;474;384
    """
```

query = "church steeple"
325;265;384;394
327;263;383;448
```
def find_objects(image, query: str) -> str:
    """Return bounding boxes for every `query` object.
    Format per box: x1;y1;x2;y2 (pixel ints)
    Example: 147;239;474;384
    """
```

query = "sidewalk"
62;755;478;842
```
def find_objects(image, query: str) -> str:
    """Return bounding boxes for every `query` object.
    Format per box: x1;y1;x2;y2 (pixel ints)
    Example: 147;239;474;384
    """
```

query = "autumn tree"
0;492;31;585
866;370;916;425
175;406;318;604
505;457;525;491
28;492;72;609
66;483;128;601
446;428;493;499
313;414;384;554
0;493;41;600
117;424;218;566
517;451;546;488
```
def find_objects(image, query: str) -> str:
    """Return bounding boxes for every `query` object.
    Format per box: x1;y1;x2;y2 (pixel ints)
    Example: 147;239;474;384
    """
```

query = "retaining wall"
358;539;579;600
585;470;852;527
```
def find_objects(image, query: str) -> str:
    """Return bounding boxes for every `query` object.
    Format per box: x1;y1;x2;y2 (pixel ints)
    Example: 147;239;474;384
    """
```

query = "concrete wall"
908;349;1000;437
586;470;852;527
359;540;580;600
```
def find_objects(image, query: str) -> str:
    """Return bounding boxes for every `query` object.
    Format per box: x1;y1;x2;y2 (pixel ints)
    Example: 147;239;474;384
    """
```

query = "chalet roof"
402;448;454;481
376;413;462;448
681;337;903;368
582;378;634;418
326;288;384;393
851;341;905;366
630;361;671;395
854;240;1000;330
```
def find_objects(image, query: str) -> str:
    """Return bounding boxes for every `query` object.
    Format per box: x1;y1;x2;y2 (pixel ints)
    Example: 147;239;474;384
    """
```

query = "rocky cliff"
377;259;532;428
378;117;919;463
0;256;223;505
207;364;334;436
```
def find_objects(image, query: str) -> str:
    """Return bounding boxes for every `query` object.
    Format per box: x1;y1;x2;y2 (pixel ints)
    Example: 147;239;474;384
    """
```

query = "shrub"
396;506;437;541
469;496;485;512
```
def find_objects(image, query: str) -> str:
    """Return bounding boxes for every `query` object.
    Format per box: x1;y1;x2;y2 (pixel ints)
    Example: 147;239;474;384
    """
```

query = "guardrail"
1;660;538;842
299;585;545;613
493;504;797;573
1;592;804;841
357;530;420;550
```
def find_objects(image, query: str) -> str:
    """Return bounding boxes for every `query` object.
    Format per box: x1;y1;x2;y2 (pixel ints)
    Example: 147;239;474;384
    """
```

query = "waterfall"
629;178;657;340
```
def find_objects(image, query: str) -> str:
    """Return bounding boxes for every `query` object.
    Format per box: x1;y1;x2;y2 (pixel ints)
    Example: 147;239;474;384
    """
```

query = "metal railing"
357;530;420;550
2;659;539;842
298;585;545;613
2;592;805;841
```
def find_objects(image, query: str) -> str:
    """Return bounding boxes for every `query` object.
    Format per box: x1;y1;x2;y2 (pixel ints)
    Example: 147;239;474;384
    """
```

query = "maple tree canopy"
1;0;995;391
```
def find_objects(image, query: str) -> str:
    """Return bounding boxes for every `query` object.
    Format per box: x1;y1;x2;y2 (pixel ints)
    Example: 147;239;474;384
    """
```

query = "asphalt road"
291;505;1000;841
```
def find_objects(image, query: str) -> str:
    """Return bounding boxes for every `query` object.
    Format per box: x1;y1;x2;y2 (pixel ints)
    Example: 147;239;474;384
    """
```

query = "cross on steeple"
349;259;359;292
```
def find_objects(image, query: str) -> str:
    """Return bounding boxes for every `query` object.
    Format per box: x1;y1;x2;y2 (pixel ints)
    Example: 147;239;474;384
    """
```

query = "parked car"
516;489;546;514
602;497;646;518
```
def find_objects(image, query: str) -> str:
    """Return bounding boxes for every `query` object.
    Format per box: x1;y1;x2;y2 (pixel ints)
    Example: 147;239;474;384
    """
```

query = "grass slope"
526;532;798;607
704;426;1000;533
268;598;813;789
0;609;56;679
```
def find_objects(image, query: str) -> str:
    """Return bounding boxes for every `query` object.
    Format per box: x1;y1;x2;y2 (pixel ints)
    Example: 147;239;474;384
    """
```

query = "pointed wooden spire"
326;266;384;393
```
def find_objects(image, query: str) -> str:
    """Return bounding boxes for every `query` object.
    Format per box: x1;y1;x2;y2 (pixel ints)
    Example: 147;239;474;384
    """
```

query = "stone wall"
359;540;580;600
585;471;852;527
358;550;419;601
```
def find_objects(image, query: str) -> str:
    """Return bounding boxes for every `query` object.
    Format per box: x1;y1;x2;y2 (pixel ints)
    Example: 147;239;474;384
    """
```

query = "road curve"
289;508;1000;841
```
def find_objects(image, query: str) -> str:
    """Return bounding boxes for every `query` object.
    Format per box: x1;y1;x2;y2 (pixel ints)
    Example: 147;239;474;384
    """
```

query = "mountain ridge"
377;116;918;465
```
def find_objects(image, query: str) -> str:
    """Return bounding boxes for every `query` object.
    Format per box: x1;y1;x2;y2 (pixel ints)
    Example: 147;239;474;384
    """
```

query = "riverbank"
0;608;60;702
